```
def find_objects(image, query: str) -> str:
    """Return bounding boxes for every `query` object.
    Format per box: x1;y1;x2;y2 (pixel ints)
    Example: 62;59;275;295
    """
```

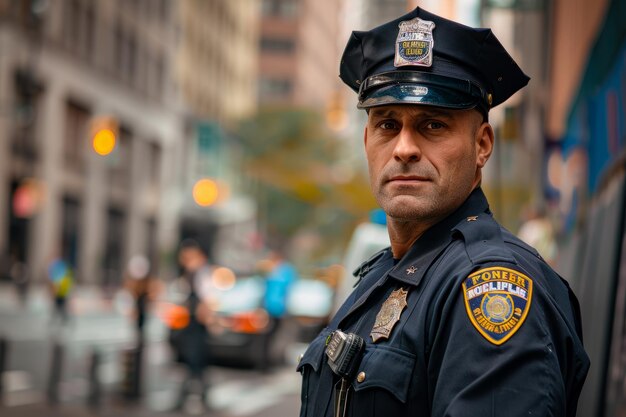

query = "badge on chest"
371;288;409;342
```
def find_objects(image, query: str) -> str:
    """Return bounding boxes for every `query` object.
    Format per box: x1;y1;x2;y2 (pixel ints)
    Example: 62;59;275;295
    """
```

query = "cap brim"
357;83;481;109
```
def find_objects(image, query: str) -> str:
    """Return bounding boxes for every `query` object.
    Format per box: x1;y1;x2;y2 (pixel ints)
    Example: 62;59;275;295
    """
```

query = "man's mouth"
388;175;430;183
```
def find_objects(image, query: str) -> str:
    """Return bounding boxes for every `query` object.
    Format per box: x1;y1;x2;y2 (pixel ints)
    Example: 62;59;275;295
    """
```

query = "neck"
387;218;437;259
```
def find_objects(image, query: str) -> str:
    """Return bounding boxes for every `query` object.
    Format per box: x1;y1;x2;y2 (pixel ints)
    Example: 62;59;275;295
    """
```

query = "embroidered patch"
371;288;408;342
462;267;532;345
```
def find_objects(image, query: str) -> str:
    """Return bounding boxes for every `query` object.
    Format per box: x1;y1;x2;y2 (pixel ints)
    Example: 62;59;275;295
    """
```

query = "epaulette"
452;213;516;265
352;248;389;288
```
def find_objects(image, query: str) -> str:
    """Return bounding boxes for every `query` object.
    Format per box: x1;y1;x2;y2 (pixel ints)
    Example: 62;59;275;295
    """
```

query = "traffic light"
90;116;118;156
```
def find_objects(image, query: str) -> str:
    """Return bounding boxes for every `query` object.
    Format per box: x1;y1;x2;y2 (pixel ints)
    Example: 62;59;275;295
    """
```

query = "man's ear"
363;125;368;147
476;122;494;168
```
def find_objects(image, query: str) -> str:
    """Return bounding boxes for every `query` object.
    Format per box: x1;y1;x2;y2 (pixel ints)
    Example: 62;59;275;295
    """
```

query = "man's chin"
381;198;433;221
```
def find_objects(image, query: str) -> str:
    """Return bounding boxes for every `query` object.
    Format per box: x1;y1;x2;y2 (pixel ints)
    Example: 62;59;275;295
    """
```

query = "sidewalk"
0;281;123;315
0;282;304;417
0;283;171;412
0;401;200;417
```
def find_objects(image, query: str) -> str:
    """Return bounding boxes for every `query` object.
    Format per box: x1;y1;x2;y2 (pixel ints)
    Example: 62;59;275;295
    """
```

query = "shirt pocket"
296;327;331;374
349;344;416;416
297;328;332;417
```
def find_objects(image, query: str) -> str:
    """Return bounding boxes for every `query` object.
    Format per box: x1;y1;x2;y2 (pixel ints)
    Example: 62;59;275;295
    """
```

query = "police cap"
339;7;530;114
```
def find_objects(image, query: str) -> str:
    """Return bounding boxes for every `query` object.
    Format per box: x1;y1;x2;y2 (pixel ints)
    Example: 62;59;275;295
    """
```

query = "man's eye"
379;121;398;130
426;121;445;130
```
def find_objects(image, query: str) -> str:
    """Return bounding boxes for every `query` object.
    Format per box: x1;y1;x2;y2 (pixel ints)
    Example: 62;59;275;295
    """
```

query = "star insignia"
406;266;417;274
467;216;478;222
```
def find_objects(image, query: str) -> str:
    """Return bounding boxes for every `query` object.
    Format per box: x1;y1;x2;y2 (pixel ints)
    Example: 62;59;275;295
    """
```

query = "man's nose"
392;128;421;163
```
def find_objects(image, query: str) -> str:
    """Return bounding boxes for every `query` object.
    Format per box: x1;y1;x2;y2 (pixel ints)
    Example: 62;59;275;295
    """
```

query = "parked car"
206;275;272;368
286;277;335;342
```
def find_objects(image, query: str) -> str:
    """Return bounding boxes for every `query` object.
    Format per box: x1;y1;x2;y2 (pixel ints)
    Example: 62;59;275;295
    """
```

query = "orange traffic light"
91;116;118;156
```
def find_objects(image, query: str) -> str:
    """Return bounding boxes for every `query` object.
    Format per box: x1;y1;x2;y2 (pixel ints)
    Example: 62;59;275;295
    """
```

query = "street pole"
47;341;64;404
0;337;8;402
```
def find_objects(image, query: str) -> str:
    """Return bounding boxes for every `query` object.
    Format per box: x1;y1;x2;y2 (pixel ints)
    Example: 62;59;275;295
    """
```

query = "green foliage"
234;107;377;260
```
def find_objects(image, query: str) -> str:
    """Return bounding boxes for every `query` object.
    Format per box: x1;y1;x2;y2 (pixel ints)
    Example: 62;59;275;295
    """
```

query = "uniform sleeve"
426;264;583;417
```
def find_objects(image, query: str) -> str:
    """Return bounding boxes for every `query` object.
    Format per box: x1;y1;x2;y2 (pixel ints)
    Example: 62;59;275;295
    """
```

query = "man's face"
364;104;493;224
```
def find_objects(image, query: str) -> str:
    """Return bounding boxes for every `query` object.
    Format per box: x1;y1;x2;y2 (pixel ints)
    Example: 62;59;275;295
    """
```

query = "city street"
0;284;303;417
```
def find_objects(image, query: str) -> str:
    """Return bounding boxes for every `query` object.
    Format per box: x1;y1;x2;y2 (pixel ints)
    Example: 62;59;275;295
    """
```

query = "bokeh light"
12;178;45;218
211;266;237;291
192;178;219;207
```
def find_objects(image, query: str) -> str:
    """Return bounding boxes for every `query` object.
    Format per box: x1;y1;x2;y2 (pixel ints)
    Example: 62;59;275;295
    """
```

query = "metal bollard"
121;343;143;400
0;337;8;399
87;349;101;408
47;341;64;404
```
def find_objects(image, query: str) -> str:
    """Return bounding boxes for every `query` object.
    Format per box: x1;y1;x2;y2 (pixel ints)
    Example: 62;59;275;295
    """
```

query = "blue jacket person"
297;7;589;417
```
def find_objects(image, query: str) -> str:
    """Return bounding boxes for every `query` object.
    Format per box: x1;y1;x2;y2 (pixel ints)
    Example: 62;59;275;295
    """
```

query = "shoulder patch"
462;266;533;345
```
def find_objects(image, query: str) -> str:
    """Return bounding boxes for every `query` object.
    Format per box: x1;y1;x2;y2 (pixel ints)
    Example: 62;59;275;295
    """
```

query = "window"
262;0;299;17
148;141;161;189
63;0;95;60
158;0;170;22
152;55;164;99
64;101;90;172
102;207;126;287
259;77;293;100
280;0;299;17
114;24;137;83
260;37;295;53
61;196;81;270
11;70;41;161
108;126;132;190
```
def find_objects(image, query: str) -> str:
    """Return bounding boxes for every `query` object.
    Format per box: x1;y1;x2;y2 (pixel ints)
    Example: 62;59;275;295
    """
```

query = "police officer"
297;7;589;417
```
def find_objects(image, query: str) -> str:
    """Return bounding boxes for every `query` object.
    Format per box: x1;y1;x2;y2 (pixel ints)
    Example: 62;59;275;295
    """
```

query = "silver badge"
371;288;409;342
394;17;435;68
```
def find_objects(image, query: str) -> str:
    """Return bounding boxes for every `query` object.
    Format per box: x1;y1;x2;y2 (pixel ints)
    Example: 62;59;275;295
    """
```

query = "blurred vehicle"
333;209;390;314
287;278;335;342
206;275;271;368
206;272;336;367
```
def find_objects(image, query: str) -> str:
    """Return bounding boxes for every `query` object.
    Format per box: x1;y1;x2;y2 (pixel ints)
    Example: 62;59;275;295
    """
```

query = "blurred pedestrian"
259;250;297;370
297;6;589;417
168;239;215;413
47;257;74;326
123;255;162;343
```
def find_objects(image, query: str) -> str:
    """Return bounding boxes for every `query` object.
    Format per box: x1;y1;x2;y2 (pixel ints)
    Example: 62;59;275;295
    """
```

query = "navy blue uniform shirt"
297;188;589;417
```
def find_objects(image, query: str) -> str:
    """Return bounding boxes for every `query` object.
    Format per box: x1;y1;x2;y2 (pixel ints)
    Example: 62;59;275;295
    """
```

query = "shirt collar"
389;187;490;286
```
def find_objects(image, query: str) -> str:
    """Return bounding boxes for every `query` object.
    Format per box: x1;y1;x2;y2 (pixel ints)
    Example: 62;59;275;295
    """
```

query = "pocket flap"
352;345;416;403
296;328;332;373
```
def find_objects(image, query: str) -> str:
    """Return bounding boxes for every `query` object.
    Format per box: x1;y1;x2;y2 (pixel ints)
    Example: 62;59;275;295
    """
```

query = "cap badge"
395;17;435;68
371;288;409;342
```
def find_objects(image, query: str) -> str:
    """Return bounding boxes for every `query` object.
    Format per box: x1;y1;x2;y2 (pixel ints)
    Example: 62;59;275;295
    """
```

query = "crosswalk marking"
3;389;43;407
2;370;33;392
1;370;42;407
209;368;301;416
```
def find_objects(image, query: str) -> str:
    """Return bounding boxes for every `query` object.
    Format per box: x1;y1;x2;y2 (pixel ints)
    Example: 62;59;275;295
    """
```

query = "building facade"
257;0;344;110
173;0;260;272
176;0;258;122
0;0;260;285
